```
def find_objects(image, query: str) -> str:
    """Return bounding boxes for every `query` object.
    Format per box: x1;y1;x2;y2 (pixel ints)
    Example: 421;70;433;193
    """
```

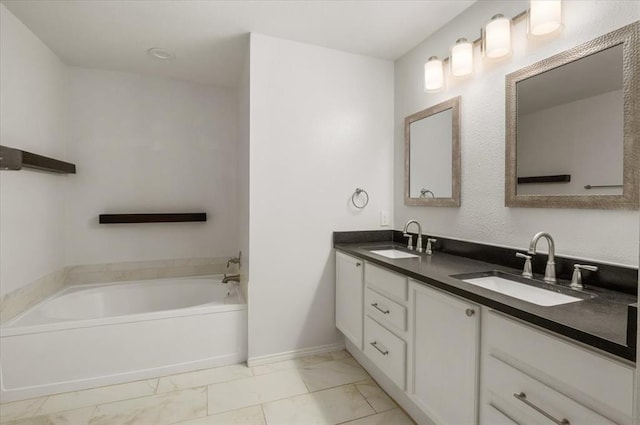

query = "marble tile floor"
0;350;416;425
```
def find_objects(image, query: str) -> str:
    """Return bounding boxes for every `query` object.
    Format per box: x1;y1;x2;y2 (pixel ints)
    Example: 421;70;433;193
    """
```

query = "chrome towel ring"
351;188;369;209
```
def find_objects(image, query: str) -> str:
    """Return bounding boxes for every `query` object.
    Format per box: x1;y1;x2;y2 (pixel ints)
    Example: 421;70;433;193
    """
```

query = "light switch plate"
380;210;390;226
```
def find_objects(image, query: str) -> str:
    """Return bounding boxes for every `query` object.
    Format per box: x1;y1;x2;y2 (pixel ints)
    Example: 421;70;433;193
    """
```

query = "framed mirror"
405;96;461;207
505;22;638;210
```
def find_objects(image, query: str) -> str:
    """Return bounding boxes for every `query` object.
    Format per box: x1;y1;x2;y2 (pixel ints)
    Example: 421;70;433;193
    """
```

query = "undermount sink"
369;249;419;259
452;271;594;307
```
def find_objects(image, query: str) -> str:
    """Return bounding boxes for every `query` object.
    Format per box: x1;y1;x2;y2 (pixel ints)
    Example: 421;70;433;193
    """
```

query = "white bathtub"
0;276;247;402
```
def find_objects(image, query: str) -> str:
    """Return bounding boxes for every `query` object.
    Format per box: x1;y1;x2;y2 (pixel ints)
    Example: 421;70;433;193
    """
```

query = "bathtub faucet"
221;273;240;284
227;252;241;269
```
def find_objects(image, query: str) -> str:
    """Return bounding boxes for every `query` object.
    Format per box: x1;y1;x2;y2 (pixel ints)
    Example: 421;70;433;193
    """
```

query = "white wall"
517;90;623;196
248;33;394;359
66;68;239;265
238;37;250;299
0;5;69;297
394;0;640;266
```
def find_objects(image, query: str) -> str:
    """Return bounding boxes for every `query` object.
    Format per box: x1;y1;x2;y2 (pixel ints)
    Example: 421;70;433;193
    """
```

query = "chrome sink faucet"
403;220;423;252
528;231;556;283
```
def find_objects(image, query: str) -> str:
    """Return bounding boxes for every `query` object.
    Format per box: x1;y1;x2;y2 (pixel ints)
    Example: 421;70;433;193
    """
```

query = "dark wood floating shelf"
0;145;76;174
517;174;571;184
99;213;207;224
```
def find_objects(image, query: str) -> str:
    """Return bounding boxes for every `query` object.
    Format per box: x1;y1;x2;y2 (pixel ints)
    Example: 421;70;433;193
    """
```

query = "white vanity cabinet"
335;250;635;425
409;281;480;425
480;310;635;425
335;252;364;350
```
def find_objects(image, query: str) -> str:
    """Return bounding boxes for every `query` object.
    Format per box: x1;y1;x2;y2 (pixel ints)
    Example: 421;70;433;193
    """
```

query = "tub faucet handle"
516;252;533;278
570;264;598;289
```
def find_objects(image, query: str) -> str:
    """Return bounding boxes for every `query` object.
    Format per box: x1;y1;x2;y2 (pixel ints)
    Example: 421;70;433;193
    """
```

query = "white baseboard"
247;341;346;367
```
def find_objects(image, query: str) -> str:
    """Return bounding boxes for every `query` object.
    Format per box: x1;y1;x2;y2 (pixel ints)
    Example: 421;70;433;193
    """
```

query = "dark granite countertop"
335;240;637;362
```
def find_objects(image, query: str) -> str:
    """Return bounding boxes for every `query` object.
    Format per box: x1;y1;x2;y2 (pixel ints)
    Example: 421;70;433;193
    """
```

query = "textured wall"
394;1;640;266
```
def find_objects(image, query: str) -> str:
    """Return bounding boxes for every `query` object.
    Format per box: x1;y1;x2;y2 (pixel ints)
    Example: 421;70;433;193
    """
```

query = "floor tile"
5;406;95;425
339;408;415;425
0;397;47;422
262;384;374;425
329;350;351;361
354;380;396;413
34;379;158;416
207;370;308;415
156;364;253;393
88;387;206;425
252;353;333;376
176;405;266;425
298;359;369;392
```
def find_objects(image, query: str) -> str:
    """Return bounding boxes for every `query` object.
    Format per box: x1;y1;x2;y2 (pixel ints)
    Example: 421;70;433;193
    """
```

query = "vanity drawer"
485;355;617;425
482;403;520;425
365;263;407;302
486;311;634;420
365;288;407;333
364;316;406;390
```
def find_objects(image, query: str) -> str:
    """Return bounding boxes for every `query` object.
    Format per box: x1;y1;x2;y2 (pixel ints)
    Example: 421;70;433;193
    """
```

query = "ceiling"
2;0;475;87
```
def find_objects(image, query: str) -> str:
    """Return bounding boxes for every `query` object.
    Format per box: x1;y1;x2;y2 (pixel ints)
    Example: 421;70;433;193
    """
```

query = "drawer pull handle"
513;392;570;425
371;302;390;314
370;341;389;356
465;308;475;317
356;262;362;267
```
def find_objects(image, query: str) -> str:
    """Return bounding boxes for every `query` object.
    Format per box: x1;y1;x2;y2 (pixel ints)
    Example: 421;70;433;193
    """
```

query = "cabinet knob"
356;262;362;267
465;308;475;317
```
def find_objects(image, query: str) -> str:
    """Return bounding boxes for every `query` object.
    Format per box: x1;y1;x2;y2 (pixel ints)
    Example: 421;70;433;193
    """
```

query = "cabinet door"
410;282;479;425
335;252;364;350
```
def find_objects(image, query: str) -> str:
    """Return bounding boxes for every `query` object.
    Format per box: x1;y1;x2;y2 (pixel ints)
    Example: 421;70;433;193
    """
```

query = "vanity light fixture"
422;0;563;93
424;56;445;92
451;38;474;78
484;14;512;59
528;0;563;36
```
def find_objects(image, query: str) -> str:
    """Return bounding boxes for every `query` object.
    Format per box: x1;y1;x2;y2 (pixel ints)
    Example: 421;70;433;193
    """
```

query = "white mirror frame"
404;96;461;207
505;22;639;210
